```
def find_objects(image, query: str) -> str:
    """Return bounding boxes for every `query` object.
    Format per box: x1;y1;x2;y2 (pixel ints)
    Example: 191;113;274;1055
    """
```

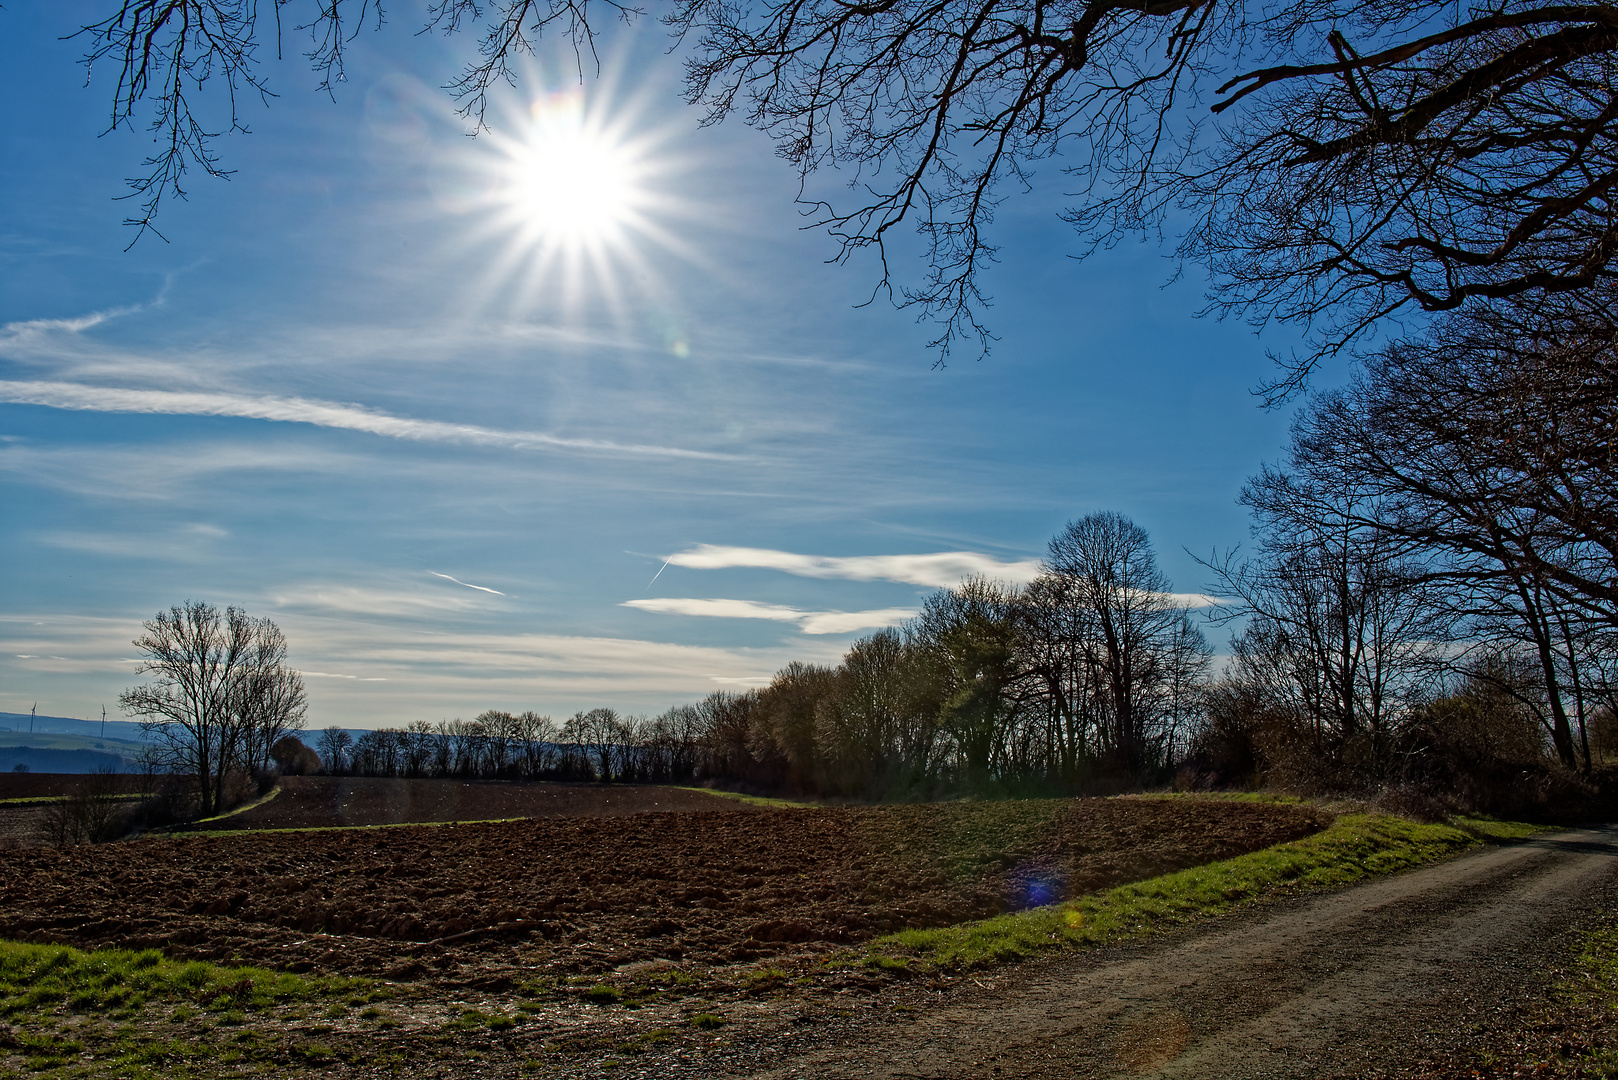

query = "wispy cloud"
662;544;1043;587
0;381;734;461
0;307;139;346
622;597;917;635
429;571;505;596
268;584;493;618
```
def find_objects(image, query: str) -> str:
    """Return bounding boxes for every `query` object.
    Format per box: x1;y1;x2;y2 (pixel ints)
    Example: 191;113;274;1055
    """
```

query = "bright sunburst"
447;72;695;326
500;92;641;246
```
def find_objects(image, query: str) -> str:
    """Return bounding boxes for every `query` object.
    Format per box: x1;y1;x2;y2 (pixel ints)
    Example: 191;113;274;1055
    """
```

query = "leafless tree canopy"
77;1;1618;374
1228;289;1618;769
119;600;307;816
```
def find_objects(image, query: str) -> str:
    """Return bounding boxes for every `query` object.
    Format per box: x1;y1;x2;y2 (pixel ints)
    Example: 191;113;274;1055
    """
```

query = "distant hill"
0;712;148;743
0;714;349;773
0;713;148;772
0;746;132;774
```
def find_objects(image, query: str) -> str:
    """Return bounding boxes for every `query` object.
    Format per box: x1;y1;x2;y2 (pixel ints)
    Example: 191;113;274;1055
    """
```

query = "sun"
449;73;694;322
504;104;637;244
488;89;652;255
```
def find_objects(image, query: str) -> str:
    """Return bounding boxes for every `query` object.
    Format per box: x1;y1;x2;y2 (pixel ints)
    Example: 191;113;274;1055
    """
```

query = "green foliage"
688;1012;725;1029
864;813;1541;971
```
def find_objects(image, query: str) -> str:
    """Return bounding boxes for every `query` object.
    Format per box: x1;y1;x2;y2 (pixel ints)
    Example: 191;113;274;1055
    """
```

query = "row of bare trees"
318;707;710;784
329;514;1210;797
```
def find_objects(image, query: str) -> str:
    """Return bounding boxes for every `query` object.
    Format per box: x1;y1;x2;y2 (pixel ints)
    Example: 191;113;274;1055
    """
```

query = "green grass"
862;812;1552;972
856;798;1072;881
0;939;361;1015
184;815;533;837
671;786;816;809
1526;916;1618;1074
178;784;281;825
0;794;143;807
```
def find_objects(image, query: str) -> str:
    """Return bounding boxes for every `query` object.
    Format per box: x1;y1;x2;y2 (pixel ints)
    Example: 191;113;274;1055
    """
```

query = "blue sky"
1;4;1312;728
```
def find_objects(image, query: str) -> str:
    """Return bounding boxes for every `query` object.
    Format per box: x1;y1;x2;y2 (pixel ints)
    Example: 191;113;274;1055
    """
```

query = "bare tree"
317;725;352;775
1275;290;1618;767
563;707;626;781
512;711;557;777
1207;466;1453;777
910;577;1025;785
235;623;308;775
41;767;130;846
120;601;304;817
1042;514;1211;775
748;662;839;792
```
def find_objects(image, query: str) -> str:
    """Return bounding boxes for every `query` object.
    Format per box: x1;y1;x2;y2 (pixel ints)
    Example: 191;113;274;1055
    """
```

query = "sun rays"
452;77;693;325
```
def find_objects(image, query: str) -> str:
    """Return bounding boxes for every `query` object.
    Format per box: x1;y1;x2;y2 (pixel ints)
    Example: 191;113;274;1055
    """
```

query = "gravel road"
730;827;1618;1080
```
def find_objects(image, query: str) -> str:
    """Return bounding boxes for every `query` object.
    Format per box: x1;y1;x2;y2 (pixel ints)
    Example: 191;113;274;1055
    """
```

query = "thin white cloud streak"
623;597;918;635
664;544;1043;587
0;381;734;461
268;585;493;618
662;547;1224;607
429;572;505;596
0;307;137;346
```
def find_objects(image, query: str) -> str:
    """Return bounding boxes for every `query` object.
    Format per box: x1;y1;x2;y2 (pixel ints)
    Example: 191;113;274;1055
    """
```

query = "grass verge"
0;940;372;1078
863;812;1550;972
672;787;817;809
0;939;359;1014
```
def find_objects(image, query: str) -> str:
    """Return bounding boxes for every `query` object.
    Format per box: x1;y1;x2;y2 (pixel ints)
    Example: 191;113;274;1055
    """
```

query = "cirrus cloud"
662;544;1043;587
0;380;733;461
622;597;918;635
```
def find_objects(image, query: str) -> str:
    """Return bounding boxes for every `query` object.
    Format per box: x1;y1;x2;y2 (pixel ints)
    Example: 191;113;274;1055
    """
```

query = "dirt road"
721;827;1618;1080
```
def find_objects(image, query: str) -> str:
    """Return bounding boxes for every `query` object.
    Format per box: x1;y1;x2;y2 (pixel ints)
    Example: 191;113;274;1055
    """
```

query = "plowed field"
195;777;764;830
0;797;1327;985
0;773;140;800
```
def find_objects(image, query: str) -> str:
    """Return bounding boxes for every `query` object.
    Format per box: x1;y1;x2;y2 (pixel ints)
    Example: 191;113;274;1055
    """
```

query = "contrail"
644;559;672;592
429;571;505;596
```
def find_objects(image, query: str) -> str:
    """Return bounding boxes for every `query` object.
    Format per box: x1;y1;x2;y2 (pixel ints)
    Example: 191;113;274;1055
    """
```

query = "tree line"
325;415;1617;812
322;513;1213;798
123;385;1617;814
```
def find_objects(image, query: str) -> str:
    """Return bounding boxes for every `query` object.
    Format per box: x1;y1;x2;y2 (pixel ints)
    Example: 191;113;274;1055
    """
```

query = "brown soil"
0;773;141;800
0;805;55;848
0;797;1326;983
195;777;766;830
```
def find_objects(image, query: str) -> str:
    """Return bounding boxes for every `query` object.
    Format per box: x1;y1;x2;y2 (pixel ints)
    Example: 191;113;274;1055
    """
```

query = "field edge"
856;811;1552;974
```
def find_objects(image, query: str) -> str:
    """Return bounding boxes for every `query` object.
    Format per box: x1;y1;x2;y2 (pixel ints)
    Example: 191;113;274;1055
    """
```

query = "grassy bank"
863;812;1547;972
0;942;368;1078
0;941;354;1015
